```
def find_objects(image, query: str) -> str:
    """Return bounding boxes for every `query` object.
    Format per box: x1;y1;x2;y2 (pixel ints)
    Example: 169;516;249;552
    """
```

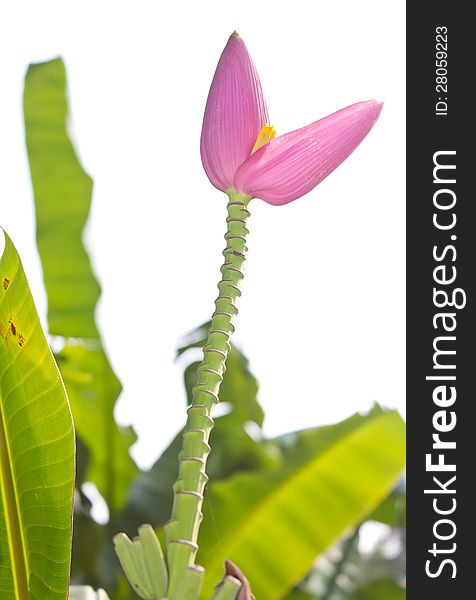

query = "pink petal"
200;32;269;192
234;100;383;205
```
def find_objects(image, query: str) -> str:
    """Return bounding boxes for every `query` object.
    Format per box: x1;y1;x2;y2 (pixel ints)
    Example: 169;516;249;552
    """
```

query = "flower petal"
234;100;383;205
200;32;269;192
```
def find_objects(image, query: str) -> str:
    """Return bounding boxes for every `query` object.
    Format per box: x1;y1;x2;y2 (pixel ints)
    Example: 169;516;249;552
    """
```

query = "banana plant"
112;32;398;600
0;30;405;600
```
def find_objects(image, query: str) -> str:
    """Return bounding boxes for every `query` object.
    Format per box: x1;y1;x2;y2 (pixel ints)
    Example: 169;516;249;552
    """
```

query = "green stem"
321;525;361;600
165;189;251;597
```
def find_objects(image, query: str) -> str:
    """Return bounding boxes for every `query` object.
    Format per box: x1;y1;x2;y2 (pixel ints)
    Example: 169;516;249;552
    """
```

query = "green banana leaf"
198;408;405;599
55;343;137;515
23;57;137;515
24;58;99;340
367;482;405;528
284;488;406;600
0;231;75;599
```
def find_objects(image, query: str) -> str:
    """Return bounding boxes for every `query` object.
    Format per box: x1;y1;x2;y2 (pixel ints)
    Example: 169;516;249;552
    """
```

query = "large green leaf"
0;231;75;599
198;409;405;599
367;481;405;528
55;343;137;515
23;57;137;515
24;58;99;340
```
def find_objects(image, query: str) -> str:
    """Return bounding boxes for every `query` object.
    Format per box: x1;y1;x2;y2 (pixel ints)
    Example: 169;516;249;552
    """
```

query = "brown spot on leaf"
18;334;25;347
3;277;10;290
10;321;16;336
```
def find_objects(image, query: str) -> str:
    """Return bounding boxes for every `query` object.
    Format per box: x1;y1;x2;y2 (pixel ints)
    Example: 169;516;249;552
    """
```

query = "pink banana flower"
200;32;383;206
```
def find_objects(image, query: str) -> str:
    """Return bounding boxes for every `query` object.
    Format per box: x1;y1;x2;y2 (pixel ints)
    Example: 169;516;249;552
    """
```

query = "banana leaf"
0;231;75;599
198;408;405;599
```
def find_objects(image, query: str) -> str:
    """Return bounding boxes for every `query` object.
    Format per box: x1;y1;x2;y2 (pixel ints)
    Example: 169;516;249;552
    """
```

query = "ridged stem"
165;189;251;597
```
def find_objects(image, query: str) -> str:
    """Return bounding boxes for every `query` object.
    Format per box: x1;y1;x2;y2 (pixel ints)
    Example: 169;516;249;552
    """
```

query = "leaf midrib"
0;389;29;599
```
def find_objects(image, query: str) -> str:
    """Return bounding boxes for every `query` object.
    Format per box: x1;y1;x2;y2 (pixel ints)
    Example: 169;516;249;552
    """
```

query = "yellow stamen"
251;124;276;154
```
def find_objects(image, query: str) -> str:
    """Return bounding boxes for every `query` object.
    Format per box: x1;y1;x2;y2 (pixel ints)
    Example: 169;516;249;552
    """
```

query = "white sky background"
1;1;405;470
